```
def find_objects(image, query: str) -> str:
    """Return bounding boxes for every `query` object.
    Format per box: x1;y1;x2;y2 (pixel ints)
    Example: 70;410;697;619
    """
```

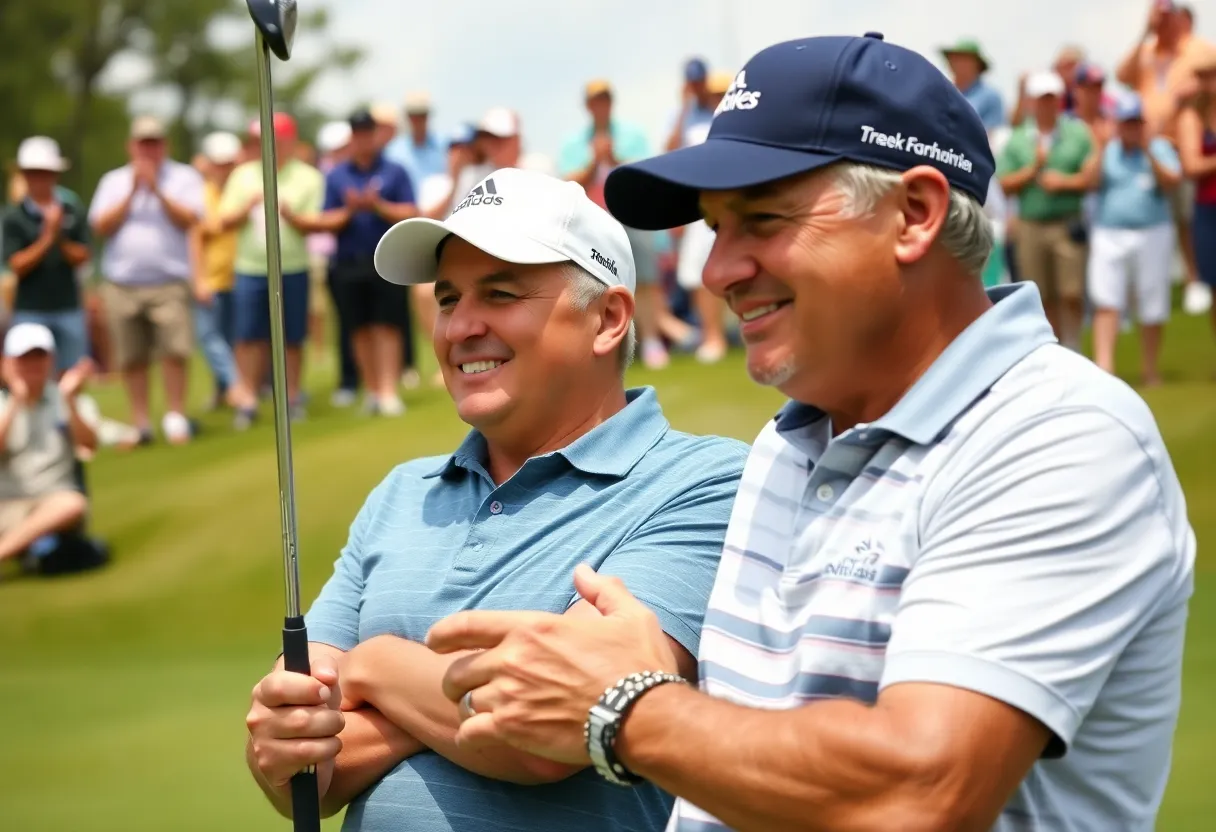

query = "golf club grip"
282;616;321;832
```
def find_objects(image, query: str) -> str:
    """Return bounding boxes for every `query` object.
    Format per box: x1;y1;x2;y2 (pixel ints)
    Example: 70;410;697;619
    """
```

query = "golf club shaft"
253;32;319;832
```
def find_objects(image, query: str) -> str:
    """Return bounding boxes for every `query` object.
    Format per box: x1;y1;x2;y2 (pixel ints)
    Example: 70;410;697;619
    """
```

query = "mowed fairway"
1;309;1214;831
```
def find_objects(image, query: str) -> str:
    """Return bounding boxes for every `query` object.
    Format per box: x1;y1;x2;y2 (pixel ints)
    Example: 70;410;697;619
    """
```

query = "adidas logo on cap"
453;177;504;213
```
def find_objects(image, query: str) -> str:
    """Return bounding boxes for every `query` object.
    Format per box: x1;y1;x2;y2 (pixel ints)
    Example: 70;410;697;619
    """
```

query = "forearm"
1115;44;1143;88
291;209;350;234
157;193;198;230
567;163;599;190
59;239;90;267
64;399;98;452
322;707;424;818
92;197;132;238
374;202;418;223
9;232;57;277
998;165;1039;195
1150;157;1181;190
352;637;582;784
616;684;946;832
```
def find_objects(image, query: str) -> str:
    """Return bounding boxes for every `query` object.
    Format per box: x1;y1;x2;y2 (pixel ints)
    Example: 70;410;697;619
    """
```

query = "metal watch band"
584;670;686;787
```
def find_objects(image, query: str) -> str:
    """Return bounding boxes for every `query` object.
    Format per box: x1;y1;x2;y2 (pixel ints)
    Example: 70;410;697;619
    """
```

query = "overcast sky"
225;0;1213;157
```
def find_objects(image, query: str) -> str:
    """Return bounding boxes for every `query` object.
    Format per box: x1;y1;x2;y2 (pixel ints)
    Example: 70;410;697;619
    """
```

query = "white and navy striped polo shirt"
669;283;1195;832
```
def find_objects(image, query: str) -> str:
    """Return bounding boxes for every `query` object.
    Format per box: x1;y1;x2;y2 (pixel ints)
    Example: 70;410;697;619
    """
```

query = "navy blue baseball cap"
605;32;995;230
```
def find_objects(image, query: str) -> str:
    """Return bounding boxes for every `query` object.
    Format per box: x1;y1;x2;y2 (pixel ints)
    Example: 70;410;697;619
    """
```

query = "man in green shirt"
998;70;1099;350
217;112;323;427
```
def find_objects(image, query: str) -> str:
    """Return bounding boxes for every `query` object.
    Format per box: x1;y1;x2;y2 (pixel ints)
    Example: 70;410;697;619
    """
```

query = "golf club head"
246;0;297;61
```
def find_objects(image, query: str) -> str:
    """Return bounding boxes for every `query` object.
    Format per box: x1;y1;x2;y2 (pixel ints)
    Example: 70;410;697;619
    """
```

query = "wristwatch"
584;670;686;786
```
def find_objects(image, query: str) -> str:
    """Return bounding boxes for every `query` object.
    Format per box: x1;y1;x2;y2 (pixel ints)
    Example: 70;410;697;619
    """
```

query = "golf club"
243;2;315;831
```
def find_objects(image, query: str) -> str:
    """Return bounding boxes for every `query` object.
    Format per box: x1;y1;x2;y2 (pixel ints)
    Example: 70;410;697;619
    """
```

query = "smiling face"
432;237;628;443
697;164;948;408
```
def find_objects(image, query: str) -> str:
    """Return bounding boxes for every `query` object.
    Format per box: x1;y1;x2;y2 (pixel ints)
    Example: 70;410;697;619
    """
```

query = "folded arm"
322;705;424;817
343;608;605;784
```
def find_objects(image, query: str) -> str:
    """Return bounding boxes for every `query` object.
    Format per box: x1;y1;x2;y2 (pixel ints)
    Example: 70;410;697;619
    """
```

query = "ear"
591;287;634;361
893;166;952;267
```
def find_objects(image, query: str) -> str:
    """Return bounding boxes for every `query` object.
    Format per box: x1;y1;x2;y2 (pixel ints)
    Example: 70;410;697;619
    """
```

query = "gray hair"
828;162;994;276
563;264;637;375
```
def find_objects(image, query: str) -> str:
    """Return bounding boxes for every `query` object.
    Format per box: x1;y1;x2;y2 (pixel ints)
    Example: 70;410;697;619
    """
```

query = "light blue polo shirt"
670;283;1195;832
1095;138;1180;229
961;78;1006;131
305;386;748;832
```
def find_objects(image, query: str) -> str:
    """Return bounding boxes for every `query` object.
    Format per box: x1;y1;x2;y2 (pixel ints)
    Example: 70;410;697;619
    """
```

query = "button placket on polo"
449;489;513;580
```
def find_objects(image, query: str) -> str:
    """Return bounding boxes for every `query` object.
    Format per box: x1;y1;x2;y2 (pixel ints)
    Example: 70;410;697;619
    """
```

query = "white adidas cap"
374;167;637;293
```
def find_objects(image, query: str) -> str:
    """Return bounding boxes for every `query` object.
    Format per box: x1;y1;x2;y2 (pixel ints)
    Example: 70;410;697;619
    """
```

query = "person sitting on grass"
243;168;748;832
0;322;98;568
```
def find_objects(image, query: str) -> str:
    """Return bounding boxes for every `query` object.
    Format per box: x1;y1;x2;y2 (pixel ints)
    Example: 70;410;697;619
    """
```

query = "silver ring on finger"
459;690;477;720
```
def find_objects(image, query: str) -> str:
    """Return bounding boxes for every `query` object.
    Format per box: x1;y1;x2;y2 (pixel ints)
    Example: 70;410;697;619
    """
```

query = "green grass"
1;311;1214;831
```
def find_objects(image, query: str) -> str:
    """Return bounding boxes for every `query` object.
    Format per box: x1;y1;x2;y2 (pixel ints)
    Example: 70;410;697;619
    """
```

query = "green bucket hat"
940;38;991;74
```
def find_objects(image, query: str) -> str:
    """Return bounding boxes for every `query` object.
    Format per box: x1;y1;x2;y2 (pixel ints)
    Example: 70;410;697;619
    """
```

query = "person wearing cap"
242;166;747;831
216;111;324;426
287;108;419;417
1118;0;1215;288
1087;93;1182;385
669;72;734;363
87;115;206;445
1177;46;1216;330
940;38;1006;132
0;323;99;567
368;102;401;154
2;137;92;376
560;79;691;369
423;33;1194;832
194;131;242;410
312;120;360;405
997;69;1098;350
435;107;556;221
663;57;718;153
384;91;450;193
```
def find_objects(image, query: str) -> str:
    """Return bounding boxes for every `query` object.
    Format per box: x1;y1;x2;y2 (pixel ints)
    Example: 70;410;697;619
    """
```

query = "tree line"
0;0;363;199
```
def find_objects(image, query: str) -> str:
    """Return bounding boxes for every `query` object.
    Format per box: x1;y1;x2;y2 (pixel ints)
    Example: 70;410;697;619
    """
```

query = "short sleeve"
68;203;91;245
2;209;26;262
173;166;206;218
387;165;415;204
880;409;1190;756
87;171;120;224
574;445;746;658
302;167;324;214
1151;139;1181;174
995;137;1022;178
322;170;343;212
218;166;249;216
557;134;590;178
303;477;389;650
978;92;1007;131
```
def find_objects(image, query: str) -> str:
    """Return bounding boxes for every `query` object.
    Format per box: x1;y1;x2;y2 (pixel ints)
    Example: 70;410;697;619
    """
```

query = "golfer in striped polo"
427;33;1196;832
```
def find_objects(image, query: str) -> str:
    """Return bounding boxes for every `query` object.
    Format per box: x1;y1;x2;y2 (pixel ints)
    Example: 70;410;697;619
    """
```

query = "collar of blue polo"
424;386;670;481
775;282;1057;444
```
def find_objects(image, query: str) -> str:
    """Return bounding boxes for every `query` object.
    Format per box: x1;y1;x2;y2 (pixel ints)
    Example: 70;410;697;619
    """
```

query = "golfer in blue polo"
242;167;748;832
425;33;1196;832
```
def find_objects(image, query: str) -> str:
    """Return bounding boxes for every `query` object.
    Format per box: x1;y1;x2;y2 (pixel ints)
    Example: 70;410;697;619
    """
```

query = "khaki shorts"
1014;218;1088;305
1168;179;1195;225
103;280;194;369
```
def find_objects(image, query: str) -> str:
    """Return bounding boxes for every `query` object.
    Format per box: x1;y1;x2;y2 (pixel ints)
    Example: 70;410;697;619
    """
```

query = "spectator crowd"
0;0;1214;570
